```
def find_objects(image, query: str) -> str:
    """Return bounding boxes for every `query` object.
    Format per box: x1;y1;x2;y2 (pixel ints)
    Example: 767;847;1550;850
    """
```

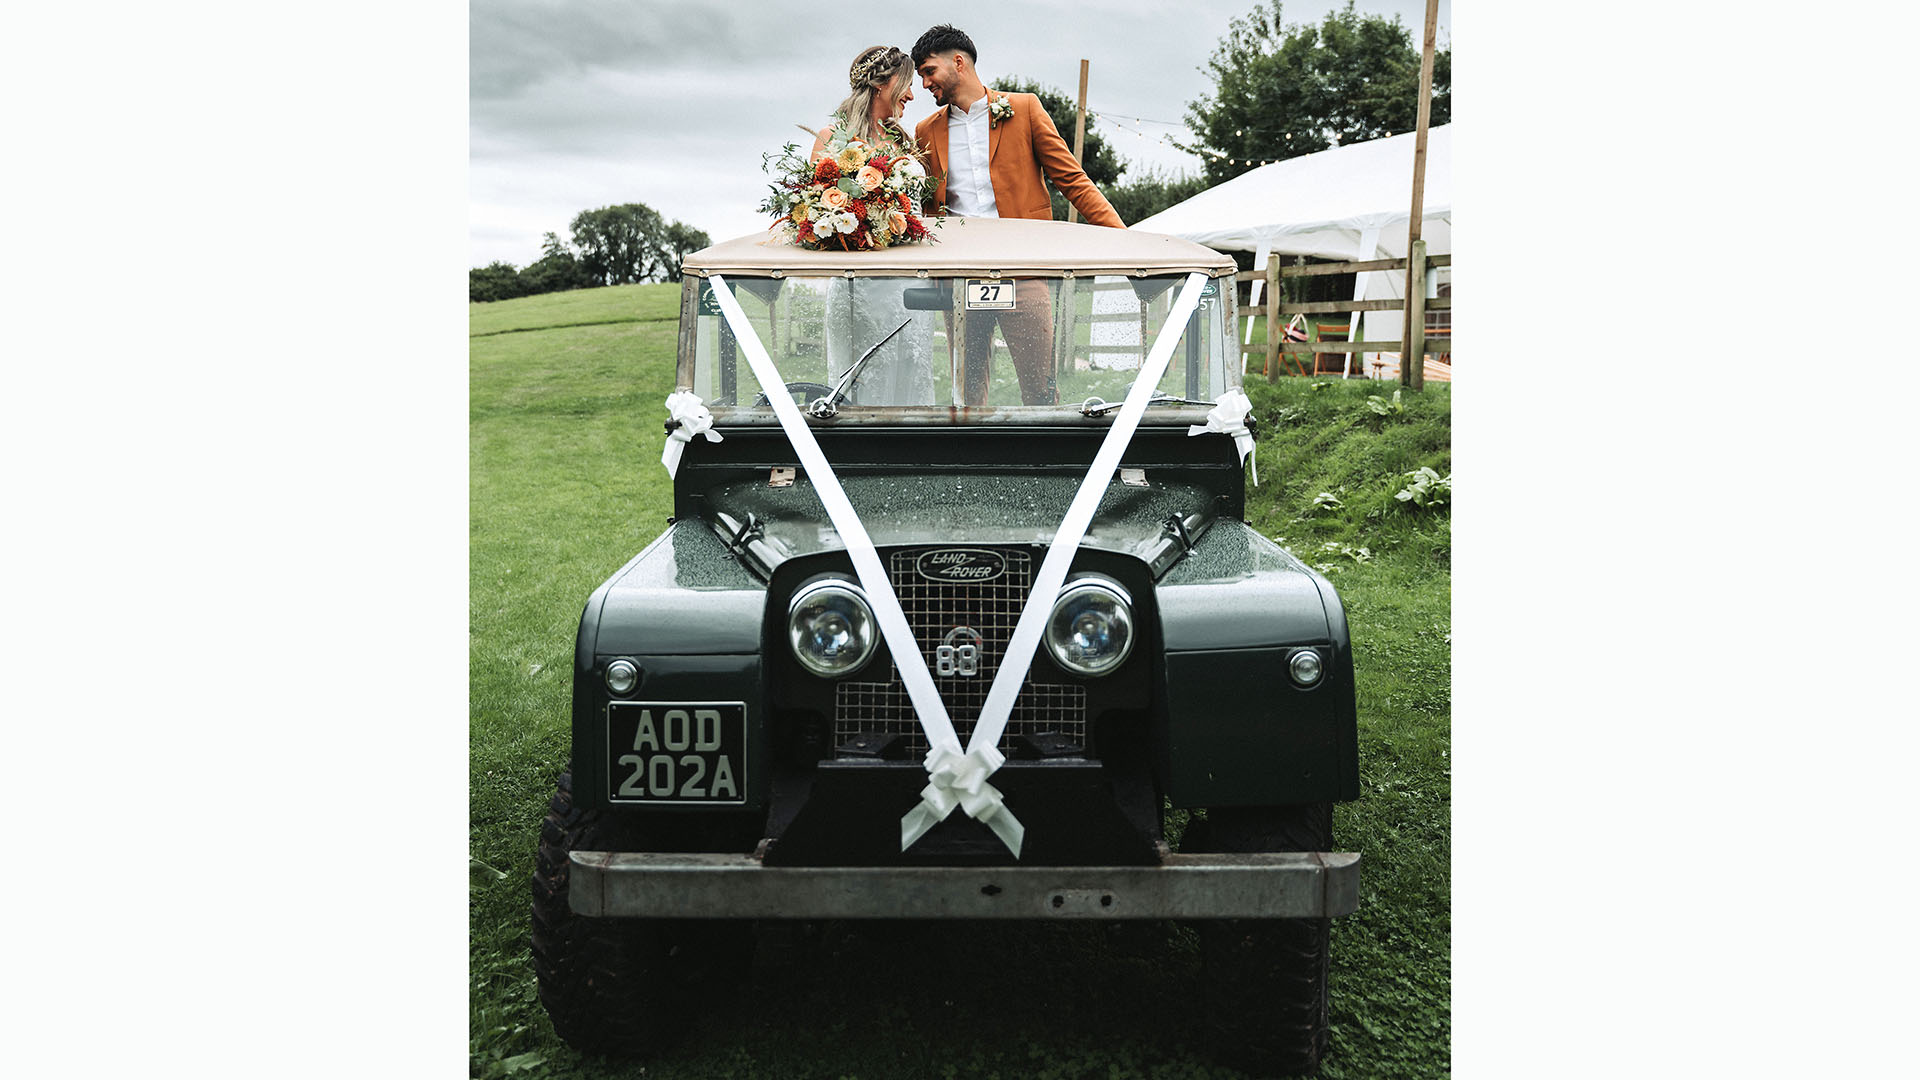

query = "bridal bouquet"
759;131;936;252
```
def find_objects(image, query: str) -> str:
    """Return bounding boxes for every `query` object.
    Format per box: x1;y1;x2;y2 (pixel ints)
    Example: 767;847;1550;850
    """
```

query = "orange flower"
821;187;850;210
886;209;909;236
856;164;885;192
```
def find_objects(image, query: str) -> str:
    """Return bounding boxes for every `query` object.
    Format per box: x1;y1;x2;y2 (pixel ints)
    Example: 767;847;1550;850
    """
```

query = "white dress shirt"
944;96;998;218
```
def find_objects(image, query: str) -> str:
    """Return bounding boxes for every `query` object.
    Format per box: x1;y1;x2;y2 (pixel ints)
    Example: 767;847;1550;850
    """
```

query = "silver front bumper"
569;851;1361;919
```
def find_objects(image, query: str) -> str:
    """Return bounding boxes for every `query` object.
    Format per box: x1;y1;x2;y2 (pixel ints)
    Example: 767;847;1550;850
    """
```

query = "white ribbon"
706;271;1213;859
1188;388;1257;486
661;390;723;476
898;743;1024;854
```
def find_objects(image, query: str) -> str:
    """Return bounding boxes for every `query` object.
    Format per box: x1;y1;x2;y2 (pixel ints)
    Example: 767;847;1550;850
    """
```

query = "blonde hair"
832;45;913;149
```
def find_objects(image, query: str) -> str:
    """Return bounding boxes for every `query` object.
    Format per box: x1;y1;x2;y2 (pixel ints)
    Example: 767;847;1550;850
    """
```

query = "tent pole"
1068;59;1090;224
1245;240;1270;350
1401;0;1439;391
1265;252;1281;381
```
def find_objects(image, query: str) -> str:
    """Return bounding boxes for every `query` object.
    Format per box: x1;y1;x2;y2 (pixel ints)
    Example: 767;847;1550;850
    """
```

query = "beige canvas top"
681;216;1236;279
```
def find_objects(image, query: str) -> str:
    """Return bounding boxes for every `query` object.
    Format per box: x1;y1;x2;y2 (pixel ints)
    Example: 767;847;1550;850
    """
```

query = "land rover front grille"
834;547;1086;758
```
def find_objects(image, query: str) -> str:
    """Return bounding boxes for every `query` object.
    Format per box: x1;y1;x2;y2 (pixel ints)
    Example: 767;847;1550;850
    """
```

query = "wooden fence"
1236;241;1451;389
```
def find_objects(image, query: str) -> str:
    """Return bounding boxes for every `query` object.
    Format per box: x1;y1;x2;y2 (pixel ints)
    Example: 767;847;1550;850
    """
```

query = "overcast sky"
470;0;1450;268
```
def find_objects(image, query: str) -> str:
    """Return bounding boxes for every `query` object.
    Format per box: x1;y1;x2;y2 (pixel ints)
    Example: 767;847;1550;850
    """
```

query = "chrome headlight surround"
787;577;878;677
1287;647;1325;689
603;658;640;697
1045;576;1134;676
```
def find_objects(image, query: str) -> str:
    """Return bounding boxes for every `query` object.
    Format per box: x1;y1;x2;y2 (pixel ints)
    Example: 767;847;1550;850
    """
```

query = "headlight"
1288;648;1324;688
1045;576;1134;676
604;659;639;696
788;578;878;677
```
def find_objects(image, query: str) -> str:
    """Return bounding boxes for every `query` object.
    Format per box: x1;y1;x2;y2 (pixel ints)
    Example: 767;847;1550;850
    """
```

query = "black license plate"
606;702;747;805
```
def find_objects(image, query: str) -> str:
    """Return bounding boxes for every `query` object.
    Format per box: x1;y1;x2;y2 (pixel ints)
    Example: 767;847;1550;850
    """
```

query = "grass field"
471;282;1451;1079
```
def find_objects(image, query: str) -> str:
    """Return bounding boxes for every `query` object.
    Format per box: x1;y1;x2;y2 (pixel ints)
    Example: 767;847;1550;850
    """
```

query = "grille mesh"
835;547;1086;757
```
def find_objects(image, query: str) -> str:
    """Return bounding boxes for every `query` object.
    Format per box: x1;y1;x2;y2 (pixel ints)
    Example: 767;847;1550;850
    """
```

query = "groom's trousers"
949;280;1056;407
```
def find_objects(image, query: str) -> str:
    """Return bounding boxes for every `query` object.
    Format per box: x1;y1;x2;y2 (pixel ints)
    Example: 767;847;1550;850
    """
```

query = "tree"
570;203;666;286
991;76;1124;221
1185;1;1450;185
519;231;595;295
569;203;714;286
470;261;527;303
474;208;711;301
657;222;711;284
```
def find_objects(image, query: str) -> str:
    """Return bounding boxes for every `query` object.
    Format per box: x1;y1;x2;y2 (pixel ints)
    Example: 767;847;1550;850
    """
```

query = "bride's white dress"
825;278;936;405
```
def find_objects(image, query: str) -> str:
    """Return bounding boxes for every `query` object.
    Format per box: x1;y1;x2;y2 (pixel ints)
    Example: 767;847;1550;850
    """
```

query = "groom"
910;24;1124;406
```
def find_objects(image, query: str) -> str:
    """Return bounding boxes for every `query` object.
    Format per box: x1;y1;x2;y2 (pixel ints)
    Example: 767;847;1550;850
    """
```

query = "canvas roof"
681;215;1236;278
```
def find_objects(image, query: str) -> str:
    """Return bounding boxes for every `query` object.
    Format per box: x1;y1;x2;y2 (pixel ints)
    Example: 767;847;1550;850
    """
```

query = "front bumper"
568;850;1360;919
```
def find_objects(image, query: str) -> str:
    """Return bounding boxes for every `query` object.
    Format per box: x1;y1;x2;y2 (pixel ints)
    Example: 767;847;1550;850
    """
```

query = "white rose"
890;156;926;180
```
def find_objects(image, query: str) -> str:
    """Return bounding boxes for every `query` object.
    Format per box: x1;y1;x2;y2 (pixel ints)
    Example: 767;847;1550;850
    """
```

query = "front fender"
1155;523;1360;807
571;521;771;811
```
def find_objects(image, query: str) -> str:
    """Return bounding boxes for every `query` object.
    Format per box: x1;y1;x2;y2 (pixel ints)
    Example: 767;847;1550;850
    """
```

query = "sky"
470;0;1450;268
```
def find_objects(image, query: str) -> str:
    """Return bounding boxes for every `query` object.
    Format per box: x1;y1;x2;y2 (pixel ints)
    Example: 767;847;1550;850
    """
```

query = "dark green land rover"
532;217;1360;1074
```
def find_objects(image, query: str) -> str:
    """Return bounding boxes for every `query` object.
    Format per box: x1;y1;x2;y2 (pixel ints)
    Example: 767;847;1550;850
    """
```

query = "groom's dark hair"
911;25;976;65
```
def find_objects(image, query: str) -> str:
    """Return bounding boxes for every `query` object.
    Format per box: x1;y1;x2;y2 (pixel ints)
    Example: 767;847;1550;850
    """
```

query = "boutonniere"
988;94;1014;127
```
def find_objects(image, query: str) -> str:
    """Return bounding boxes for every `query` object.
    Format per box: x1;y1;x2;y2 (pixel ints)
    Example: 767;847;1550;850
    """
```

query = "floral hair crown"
849;47;902;90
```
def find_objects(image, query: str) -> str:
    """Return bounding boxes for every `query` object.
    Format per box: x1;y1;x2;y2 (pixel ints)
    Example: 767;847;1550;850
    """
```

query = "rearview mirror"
901;282;952;310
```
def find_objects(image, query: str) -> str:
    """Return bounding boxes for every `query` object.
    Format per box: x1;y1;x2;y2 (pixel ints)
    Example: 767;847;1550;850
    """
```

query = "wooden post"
1401;0;1438;390
1265;253;1282;382
1406;239;1426;389
1068;59;1089;224
1054;274;1077;375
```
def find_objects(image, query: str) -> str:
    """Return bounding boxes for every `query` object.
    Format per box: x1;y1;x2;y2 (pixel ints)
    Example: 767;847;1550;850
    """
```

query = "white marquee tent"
1134;124;1450;374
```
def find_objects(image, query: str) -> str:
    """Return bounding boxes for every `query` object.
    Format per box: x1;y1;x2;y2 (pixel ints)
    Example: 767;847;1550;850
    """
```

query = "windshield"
682;274;1235;412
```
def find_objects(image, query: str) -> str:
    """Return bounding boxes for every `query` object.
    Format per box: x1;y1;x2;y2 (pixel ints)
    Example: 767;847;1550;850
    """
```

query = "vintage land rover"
532;216;1361;1073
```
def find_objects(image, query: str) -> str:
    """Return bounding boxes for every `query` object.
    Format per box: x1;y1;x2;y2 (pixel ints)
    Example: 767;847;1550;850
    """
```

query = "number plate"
965;279;1014;309
606;702;747;805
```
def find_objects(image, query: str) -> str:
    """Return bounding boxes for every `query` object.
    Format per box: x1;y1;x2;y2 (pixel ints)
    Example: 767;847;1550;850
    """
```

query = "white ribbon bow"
1188;389;1257;485
661;391;723;476
899;742;1025;857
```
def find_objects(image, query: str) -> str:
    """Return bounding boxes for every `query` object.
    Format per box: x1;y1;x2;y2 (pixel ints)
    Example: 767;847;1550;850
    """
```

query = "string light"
1062;105;1295;168
1076;106;1284;167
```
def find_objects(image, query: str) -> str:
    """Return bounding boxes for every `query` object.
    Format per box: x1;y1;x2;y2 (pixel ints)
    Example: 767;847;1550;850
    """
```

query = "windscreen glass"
687;274;1234;411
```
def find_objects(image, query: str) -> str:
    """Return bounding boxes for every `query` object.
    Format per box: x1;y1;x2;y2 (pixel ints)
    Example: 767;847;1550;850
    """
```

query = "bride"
810;45;936;406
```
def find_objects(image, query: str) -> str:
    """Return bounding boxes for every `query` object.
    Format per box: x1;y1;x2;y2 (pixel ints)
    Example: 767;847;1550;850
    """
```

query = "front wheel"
1186;803;1335;1076
530;771;745;1058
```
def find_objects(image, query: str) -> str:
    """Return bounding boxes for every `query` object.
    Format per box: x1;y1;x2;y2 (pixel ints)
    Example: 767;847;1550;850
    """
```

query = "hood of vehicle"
699;471;1220;577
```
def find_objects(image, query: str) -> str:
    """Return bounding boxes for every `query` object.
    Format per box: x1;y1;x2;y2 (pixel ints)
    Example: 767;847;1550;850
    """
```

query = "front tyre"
530;771;736;1058
1188;803;1335;1076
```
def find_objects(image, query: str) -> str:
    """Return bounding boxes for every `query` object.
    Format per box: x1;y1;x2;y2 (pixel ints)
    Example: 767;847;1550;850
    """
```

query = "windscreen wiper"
810;319;913;418
1078;392;1215;417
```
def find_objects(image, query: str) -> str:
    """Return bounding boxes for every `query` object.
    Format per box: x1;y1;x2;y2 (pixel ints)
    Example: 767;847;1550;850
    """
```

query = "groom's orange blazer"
912;90;1124;228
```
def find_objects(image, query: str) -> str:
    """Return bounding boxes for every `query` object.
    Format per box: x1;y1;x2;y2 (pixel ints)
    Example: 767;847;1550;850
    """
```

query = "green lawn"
471;282;1450;1079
